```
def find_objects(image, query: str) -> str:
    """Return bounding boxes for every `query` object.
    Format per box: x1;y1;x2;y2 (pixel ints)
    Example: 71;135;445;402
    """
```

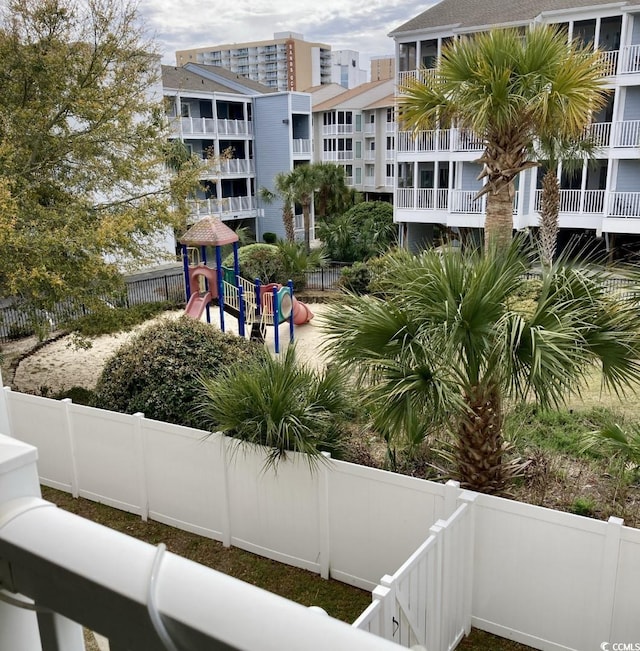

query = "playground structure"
179;218;313;353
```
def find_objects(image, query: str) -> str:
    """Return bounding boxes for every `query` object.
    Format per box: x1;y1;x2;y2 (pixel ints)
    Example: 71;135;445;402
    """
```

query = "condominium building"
390;0;640;257
163;63;313;241
175;32;332;92
330;50;368;88
370;55;395;81
310;79;396;202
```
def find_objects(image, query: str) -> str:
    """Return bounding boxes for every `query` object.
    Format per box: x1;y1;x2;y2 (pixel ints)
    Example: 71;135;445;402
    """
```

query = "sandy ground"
8;303;333;395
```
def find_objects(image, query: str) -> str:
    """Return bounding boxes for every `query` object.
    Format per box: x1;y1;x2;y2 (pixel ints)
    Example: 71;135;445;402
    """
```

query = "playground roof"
180;218;239;246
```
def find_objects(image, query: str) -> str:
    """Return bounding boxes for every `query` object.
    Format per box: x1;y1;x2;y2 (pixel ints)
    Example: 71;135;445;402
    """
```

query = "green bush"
262;232;277;244
53;386;96;406
339;262;371;295
93;317;263;429
223;243;285;284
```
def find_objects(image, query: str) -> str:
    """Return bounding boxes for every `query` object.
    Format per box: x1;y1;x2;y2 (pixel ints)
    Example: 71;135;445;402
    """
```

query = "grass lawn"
42;486;534;650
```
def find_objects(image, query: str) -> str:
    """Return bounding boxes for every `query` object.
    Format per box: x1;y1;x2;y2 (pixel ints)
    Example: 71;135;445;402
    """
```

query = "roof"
162;66;243;94
390;0;640;36
313;79;393;112
304;83;350;108
190;64;275;94
180;218;239;246
365;93;395;110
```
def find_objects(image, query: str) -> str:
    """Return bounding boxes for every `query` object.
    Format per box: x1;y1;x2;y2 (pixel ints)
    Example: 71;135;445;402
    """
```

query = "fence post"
378;575;396;641
594;516;624;647
318;452;331;579
133;413;148;522
457;490;478;636
220;435;232;548
444;479;460;518
429;521;444;651
0;377;12;438
62;399;79;498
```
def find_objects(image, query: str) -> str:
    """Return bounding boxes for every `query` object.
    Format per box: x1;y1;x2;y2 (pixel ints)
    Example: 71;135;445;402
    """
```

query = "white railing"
385;176;394;188
397;128;483;153
450;190;484;213
386;121;396;134
619;44;640;74
364;176;375;186
354;494;475;651
599;49;619;76
322;151;354;161
217;119;253;136
345;176;354;185
179;116;217;135
397;68;437;90
534;189;605;214
587;121;612;147
396;188;414;209
187;196;257;216
364;151;376;161
587;121;640;148
364;123;376;135
608;192;640;217
385;149;394;160
416;188;434;209
219;158;255;175
293;139;311;154
322;124;354;136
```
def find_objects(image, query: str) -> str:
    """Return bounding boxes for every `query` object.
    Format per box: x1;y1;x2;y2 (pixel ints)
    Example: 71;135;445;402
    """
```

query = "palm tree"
288;164;320;252
399;25;608;252
259;173;296;242
199;346;351;470
322;241;640;494
313;162;351;221
536;136;600;266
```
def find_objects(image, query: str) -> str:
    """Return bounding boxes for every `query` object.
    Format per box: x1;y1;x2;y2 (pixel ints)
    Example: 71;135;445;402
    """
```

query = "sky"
138;0;436;71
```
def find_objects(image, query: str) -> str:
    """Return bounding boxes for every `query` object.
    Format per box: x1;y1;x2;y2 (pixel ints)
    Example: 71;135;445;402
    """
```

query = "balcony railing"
364;123;376;135
293;138;311;154
396;188;519;214
364;151;376;161
534;189;605;214
169;117;252;136
397;68;437;90
218;158;255;175
397;128;484;153
322;151;354;161
364;176;375;186
385;176;394;187
386;121;396;133
187;196;257;216
586;120;640;148
608;192;640;217
322;124;354;135
217;119;253;135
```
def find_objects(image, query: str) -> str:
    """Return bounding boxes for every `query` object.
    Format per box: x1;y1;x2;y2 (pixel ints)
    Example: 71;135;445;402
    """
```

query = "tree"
288;164;320;252
399;26;607;252
0;0;201;316
260;173;297;242
313;162;352;221
322;242;640;494
317;201;397;262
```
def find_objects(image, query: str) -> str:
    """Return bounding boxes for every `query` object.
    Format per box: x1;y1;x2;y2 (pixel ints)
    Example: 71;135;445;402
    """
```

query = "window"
355;167;362;184
180;102;191;118
355;114;362;131
355;141;362;158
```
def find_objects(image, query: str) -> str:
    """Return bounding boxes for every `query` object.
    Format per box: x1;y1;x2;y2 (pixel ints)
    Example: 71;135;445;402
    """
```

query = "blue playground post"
215;246;225;332
254;279;261;315
238;286;245;338
287;279;295;343
233;242;240;287
181;245;191;302
272;285;280;354
201;245;211;324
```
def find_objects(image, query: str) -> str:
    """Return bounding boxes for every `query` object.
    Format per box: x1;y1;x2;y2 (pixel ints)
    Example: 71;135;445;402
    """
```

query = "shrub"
200;346;352;469
223;243;285;284
93;317;263;429
67;301;173;337
53;386;96;406
339;262;371;295
262;232;277;244
277;241;327;291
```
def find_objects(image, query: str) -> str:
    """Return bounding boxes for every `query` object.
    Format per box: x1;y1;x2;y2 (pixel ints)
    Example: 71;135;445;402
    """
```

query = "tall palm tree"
288;163;320;252
536;136;600;266
259;173;296;242
399;25;608;252
313;162;351;221
322;241;640;494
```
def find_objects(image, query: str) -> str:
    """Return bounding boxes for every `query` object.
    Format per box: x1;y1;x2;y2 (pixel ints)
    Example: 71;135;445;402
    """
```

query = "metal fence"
303;262;350;291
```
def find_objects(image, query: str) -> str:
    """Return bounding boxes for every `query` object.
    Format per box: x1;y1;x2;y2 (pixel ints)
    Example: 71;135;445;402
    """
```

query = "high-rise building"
175;33;332;92
390;0;640;257
330;50;368;88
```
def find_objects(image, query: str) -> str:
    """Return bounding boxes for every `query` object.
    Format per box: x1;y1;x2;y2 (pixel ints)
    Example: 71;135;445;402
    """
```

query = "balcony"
218;158;255;175
587;120;640;148
217;119;253;136
397;128;484;153
397;68;437;91
364;151;376;161
169;116;217;136
396;188;519;215
322;124;354;136
364;175;375;186
386;121;396;134
293;138;311;154
364;123;375;135
322;151;354;161
187;195;257;218
534;189;605;214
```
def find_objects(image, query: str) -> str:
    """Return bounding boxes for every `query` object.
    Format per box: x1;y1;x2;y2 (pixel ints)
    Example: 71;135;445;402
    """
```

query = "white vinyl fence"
2;387;639;651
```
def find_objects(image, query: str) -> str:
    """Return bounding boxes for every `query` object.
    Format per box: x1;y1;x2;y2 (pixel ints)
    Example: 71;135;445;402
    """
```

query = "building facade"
370;55;395;81
310;79;396;202
175;32;332;92
330;50;368;88
163;63;313;242
390;0;640;256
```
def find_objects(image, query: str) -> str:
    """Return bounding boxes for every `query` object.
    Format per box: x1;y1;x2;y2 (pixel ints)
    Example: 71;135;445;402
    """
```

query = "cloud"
139;0;436;66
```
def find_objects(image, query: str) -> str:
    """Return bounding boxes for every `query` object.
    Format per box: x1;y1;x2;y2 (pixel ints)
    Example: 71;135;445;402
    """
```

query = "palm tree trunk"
455;386;505;494
484;182;514;253
539;170;560;266
303;203;311;252
283;204;295;242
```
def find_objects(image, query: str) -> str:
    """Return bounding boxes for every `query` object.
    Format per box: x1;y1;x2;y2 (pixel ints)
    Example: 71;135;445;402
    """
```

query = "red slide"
291;298;314;325
184;292;212;320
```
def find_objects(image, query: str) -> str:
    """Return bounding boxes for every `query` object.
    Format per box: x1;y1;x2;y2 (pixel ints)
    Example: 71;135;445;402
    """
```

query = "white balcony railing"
586;121;640;148
364;123;376;135
293;138;311;154
364;151;376;161
396;188;518;214
178;116;217;135
217;119;253;136
620;44;640;74
218;158;255;175
534;189;605;214
322;151;354;161
397;128;483;153
397;68;437;90
187;196;257;216
386;121;396;134
385;176;394;188
322;124;354;136
608;192;640;217
599;49;619;76
364;176;375;186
